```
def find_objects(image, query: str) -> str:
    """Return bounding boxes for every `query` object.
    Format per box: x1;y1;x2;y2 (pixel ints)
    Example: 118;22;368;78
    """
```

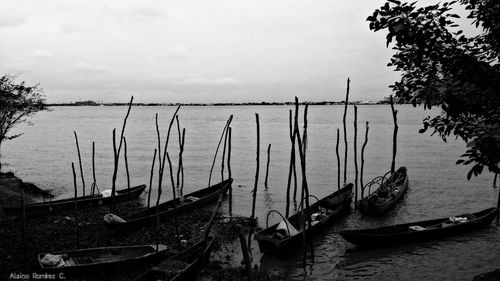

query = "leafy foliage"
368;0;500;177
0;74;49;170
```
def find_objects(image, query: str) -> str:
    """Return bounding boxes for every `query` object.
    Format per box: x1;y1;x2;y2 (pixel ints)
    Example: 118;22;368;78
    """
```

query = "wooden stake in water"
343;78;350;183
239;233;255;281
286;109;298;217
123;137;130;194
221;124;229;182
71;162;80;248
74;131;85;197
360;122;369;199
336;128;341;190
390;95;398;174
166;153;180;248
293;98;314;259
111;96;134;211
265;143;271;188
147;149;157;208
91;141;97;195
208;115;233;187
353;106;359;206
176;116;185;198
248;113;260;250
227;127;233;218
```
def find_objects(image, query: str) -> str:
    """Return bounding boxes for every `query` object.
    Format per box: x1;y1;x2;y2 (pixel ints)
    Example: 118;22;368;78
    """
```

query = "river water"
3;105;499;280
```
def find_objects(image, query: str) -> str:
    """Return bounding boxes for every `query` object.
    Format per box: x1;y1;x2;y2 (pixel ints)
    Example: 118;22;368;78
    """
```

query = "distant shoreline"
48;101;405;107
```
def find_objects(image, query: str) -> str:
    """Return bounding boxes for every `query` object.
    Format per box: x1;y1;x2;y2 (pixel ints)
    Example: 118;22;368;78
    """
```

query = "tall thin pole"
167;153;180;248
264;144;271;188
74;131;85;197
228;127;233;218
123;137;130;194
147;149;157;208
360;122;370;199
221;125;228;181
208;115;233;187
91;141;97;195
343;78;350;183
111;96;133;199
353;106;359;207
248;113;260;250
336;128;341;190
390;95;398;173
71;162;79;248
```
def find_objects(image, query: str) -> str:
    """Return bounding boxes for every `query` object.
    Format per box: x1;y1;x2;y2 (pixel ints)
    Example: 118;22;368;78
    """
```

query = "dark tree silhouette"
368;0;500;178
0;74;49;171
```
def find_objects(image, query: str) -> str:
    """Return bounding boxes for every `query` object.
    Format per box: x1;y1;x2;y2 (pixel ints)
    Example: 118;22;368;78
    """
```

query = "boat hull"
356;166;408;215
38;244;168;274
105;179;232;232
3;184;146;218
255;183;353;255
340;207;498;247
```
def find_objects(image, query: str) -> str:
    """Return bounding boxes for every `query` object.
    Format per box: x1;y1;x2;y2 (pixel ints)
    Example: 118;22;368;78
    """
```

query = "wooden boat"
38;244;169;273
3;184;146;218
340;207;498;248
134;236;216;281
104;179;232;232
254;183;353;254
356;166;408;215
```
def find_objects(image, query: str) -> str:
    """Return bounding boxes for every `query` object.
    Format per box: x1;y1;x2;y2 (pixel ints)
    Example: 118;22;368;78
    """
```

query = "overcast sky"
0;0;475;103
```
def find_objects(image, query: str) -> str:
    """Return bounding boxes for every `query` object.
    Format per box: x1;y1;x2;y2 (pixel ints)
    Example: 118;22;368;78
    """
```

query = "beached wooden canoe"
3;184;146;218
356;166;408;215
340;207;498;248
104;179;232;232
254;183;353;254
133;236;216;281
38;244;169;273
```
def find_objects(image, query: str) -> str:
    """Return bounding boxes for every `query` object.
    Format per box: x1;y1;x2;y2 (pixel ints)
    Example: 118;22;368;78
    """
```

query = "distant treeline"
49;100;406;107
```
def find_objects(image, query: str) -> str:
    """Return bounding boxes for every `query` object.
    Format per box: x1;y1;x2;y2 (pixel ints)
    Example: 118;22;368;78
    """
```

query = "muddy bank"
0;172;53;215
0;195;282;281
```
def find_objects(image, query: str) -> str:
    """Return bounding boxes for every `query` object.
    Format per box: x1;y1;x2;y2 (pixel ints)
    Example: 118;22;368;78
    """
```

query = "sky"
0;0;477;103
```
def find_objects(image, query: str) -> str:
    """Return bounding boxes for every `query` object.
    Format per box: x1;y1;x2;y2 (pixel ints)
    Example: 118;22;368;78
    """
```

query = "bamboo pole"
158;106;181;198
111;96;133;200
123;137;130;194
248;113;260;250
221;124;229;182
353;106;359;207
286;109;298;217
360;122;369;199
239;233;255;281
155;106;181;209
343;78;350;183
71;162;79;248
91;141;97;195
228;127;233;218
264;144;271;188
390;95;398;174
166;153;180;248
208;115;233;187
293;98;314;259
176;116;185;199
73;131;85;197
336;128;341;190
147;149;157;208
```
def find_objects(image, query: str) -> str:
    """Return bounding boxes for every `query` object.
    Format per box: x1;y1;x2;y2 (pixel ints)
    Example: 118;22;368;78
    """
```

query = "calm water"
4;105;499;280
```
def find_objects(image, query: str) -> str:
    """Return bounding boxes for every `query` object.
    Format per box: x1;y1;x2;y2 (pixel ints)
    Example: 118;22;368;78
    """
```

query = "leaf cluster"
368;0;500;176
